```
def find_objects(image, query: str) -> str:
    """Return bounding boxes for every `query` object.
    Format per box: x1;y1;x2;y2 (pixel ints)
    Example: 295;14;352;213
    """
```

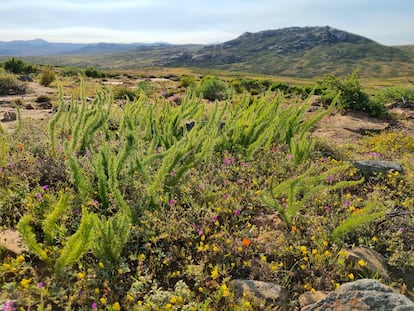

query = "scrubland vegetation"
0;60;414;310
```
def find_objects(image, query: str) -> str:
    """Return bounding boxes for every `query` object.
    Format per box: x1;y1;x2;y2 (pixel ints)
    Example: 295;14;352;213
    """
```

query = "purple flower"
170;170;176;176
326;175;334;183
241;162;249;168
0;168;3;173
287;154;293;160
197;228;204;236
325;205;331;211
399;227;404;233
37;282;44;289
212;215;218;221
41;185;49;191
234;209;241;216
322;157;328;163
35;192;44;202
83;150;91;158
343;200;351;207
73;209;80;215
223;157;233;165
92;302;97;311
169;198;175;206
2;300;15;311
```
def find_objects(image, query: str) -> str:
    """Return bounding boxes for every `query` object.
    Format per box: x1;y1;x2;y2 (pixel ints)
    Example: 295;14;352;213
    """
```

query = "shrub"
317;70;386;116
372;85;414;106
113;86;138;100
179;75;196;88
196;76;230;101
39;69;56;87
0;73;26;95
35;95;51;104
4;57;36;74
84;67;104;78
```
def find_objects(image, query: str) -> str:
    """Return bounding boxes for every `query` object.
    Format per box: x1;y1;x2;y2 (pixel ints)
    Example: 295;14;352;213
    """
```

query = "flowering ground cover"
0;76;413;310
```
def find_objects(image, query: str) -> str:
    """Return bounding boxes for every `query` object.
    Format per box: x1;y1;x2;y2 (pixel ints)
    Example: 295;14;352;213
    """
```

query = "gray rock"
0;229;28;255
230;279;288;309
302;279;414;311
2;111;17;122
344;246;391;281
353;160;403;175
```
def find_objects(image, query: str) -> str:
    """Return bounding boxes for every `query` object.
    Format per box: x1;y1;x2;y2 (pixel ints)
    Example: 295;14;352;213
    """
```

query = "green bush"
113;86;138;100
39;69;56;87
372;85;414;106
179;75;196;88
317;70;386;116
4;57;36;74
196;76;230;101
84;67;105;78
0;72;26;95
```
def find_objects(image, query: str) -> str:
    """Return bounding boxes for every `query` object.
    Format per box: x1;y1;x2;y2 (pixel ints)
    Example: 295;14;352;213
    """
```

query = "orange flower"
242;238;251;247
17;143;24;150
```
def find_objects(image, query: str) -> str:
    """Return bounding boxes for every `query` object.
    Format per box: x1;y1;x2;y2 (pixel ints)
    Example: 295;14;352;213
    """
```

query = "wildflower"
170;296;177;304
99;297;107;305
41;185;49;191
112;302;121;311
242;238;251;247
37;282;44;289
234;209;241;216
221;283;230;297
170;170;176;176
372;236;378;242
98;262;104;268
2;300;14;311
343;200;350;207
223;157;233;165
169;198;175;206
20;278;31;289
212;215;218;221
76;272;84;279
348;273;354;280
211;267;219;279
358;259;367;267
327;174;334;183
35;192;44;202
92;302;97;310
16;255;25;262
117;268;123;275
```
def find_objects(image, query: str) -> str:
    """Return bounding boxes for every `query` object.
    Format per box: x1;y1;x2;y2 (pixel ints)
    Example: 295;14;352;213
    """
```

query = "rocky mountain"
161;26;413;76
1;26;413;77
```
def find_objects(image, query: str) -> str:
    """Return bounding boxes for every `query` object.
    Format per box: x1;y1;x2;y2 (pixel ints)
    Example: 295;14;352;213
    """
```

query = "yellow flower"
20;278;31;289
98;262;104;268
358;259;367;267
2;263;11;270
16;255;25;262
211;267;219;279
372;236;378;242
165;303;172;309
212;245;219;252
100;297;107;305
117;268;123;275
95;288;100;294
126;294;134;302
76;272;85;279
300;246;308;255
261;255;267;262
170;296;177;304
112;302;121;311
348;273;355;280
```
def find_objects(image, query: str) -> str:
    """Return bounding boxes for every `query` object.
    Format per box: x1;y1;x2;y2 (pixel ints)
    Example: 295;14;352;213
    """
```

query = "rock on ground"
302;279;414;311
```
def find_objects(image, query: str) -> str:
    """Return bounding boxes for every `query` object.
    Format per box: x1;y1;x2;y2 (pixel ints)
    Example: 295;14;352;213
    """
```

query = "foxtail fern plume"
332;200;385;242
42;192;69;244
17;215;50;265
261;163;364;228
55;209;98;273
91;211;131;267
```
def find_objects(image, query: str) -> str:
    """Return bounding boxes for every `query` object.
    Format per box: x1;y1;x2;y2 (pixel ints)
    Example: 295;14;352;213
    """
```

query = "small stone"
0;229;28;255
299;291;328;308
2;111;17;122
353;160;403;176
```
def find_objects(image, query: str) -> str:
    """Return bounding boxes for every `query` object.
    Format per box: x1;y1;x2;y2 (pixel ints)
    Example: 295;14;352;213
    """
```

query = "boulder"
343;246;391;281
299;291;328;309
0;229;28;255
353;160;403;176
230;279;288;309
302;279;414;311
2;111;17;122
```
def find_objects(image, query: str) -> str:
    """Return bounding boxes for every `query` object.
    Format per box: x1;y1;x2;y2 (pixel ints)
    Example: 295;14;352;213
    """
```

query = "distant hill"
0;39;166;56
161;26;414;77
1;26;414;78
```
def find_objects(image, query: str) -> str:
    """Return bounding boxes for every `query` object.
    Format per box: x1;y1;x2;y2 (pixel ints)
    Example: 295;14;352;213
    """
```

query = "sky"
0;0;413;46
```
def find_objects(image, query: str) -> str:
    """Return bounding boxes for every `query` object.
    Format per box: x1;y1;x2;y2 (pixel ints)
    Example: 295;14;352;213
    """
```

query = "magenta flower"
2;300;14;311
37;282;44;289
92;302;97;310
343;200;351;207
223;157;233;165
326;175;334;183
170;170;176;176
234;209;241;216
198;229;204;236
169;198;175;206
212;215;218;221
41;185;49;191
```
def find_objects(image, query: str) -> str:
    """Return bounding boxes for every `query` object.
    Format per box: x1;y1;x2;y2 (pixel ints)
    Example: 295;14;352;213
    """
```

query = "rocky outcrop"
302;279;414;311
353;160;403;175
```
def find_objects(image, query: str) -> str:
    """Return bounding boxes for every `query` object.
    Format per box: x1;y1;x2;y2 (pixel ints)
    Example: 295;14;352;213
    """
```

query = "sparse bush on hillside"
59;66;80;77
3;57;37;74
0;72;27;95
372;85;414;107
197;75;230;100
317;70;386;116
84;67;105;78
179;75;196;88
39;69;56;87
113;86;138;100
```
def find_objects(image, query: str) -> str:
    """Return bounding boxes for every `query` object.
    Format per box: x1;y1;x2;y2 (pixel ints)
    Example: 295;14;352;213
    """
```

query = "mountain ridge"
1;26;413;77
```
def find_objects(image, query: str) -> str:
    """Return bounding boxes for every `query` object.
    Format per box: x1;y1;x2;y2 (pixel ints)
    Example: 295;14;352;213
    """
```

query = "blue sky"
0;0;413;45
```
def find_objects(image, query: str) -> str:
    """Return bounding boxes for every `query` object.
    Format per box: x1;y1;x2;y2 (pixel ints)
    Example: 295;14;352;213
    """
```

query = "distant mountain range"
1;26;414;77
0;38;169;56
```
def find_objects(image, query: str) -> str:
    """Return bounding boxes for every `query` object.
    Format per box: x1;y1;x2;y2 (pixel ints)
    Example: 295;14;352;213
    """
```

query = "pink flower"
169;198;175;206
234;209;241;216
212;215;218;221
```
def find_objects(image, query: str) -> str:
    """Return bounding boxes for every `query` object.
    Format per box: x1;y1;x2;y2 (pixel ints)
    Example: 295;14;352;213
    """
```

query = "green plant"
0;72;26;95
113;86;138;100
372;85;414;106
179;75;196;88
84;67;104;78
39;69;56;87
3;57;36;74
197;76;230;101
261;163;364;227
